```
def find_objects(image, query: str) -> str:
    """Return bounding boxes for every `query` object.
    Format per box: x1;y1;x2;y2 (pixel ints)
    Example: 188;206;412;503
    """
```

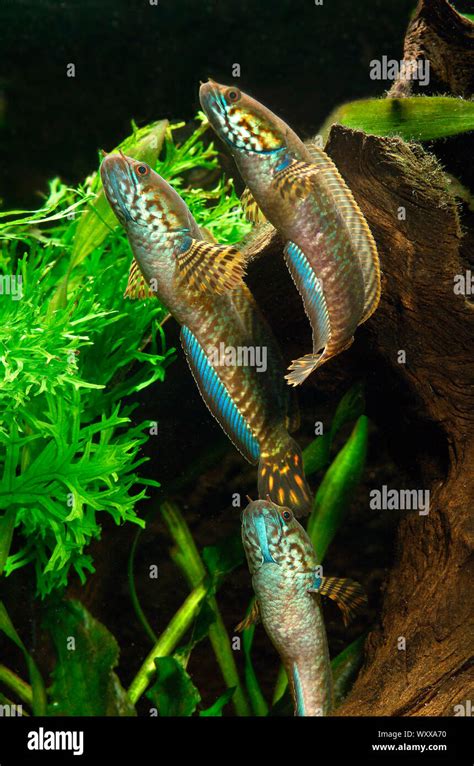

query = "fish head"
241;498;314;575
100;152;185;231
199;79;291;155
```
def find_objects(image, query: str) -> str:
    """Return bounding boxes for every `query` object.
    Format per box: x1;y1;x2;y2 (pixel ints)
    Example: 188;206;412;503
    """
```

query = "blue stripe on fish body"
292;663;306;717
285;241;330;340
181;326;260;463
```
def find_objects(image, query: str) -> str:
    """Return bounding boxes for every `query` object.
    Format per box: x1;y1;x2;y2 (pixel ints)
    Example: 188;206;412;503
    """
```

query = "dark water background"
1;0;468;713
0;0;417;207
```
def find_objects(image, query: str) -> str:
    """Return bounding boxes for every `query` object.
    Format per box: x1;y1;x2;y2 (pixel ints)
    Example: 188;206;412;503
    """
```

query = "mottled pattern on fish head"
241;499;316;576
100;153;185;235
199;80;289;155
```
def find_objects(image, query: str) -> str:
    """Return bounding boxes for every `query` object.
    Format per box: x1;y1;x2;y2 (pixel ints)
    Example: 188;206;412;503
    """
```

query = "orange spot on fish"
278;488;285;504
295;475;304;489
269;475;274;491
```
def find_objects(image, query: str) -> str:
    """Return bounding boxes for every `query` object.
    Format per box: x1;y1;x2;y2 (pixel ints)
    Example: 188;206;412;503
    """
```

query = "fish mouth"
199;80;229;134
100;153;137;224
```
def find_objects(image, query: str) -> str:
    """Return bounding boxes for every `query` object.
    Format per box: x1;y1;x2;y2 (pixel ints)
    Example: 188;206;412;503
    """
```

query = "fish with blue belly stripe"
200;80;381;386
100;152;313;515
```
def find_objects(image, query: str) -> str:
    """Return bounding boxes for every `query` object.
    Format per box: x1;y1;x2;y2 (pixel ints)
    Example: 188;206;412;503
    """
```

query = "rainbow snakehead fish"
239;498;366;716
200;80;381;386
100;152;312;515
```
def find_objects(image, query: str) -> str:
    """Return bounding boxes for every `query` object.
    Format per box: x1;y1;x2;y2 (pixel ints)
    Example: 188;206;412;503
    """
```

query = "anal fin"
180;325;260;464
283;240;331;387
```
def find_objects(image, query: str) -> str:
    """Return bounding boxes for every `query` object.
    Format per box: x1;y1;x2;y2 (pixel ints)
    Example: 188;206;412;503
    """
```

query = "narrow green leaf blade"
307;415;369;560
0;602;47;715
322;96;474;143
71;120;169;268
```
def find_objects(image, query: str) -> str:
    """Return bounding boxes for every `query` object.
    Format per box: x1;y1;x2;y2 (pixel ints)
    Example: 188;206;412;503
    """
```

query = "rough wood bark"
246;122;474;715
388;0;474;98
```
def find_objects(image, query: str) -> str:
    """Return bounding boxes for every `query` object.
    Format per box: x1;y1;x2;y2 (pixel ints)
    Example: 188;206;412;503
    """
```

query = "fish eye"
136;164;149;176
281;509;292;522
225;87;241;103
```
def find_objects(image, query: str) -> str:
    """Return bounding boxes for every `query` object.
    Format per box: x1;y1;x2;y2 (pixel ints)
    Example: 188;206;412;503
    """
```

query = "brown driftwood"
389;0;474;98
247;125;474;716
329;126;474;715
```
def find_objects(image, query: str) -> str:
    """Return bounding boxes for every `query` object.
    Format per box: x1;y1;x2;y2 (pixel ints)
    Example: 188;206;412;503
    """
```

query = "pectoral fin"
309;576;367;627
240;187;267;223
273;159;319;200
235;599;260;632
124;258;155;300
175;237;246;294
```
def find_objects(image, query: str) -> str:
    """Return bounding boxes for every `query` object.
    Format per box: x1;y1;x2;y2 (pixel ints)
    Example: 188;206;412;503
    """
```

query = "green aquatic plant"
321;95;474;143
0;114;250;598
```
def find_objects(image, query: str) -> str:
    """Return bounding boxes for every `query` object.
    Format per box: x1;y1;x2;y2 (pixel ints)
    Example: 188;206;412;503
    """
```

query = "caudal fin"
286;336;354;387
258;437;312;517
285;351;326;387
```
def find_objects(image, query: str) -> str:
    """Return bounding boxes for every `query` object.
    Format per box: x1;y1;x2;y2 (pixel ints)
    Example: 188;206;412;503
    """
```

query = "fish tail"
258;437;312;516
286;335;354;387
285;351;328;387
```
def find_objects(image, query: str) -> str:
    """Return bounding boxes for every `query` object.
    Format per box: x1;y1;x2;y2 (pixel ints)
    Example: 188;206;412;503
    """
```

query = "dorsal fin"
297;144;381;323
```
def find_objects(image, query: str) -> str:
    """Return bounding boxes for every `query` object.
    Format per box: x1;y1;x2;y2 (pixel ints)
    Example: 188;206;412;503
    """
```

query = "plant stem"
0;663;33;706
127;581;207;705
160;500;251;716
127;529;158;644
